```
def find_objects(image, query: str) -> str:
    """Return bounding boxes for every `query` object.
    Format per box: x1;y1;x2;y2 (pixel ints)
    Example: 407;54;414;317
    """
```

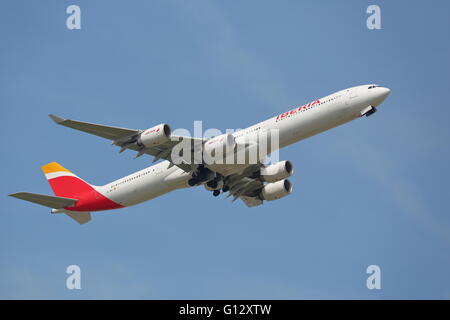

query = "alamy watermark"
66;5;81;30
66;265;81;290
366;265;381;290
367;5;382;30
112;120;282;166
168;121;280;166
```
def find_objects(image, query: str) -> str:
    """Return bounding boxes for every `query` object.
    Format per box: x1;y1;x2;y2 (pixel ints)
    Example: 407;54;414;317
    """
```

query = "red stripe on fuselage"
48;176;123;212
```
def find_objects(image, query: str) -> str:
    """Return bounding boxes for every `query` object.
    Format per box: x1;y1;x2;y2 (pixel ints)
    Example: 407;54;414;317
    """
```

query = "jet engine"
260;179;292;201
260;161;294;183
137;124;171;147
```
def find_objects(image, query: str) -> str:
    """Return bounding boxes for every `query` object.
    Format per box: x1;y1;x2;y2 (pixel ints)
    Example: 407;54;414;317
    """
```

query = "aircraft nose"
379;87;391;99
372;87;391;106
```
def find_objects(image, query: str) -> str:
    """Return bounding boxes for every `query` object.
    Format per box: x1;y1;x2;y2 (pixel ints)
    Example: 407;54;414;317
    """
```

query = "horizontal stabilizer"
9;192;78;209
64;211;91;224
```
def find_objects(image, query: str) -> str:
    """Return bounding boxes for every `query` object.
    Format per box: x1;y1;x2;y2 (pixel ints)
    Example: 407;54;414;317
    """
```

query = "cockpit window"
368;85;379;89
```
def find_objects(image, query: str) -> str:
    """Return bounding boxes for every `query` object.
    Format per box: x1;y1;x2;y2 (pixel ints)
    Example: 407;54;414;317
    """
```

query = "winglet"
49;114;66;124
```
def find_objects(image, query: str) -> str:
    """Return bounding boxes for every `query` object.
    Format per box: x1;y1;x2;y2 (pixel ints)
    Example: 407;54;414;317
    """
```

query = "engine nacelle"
260;179;292;201
203;133;236;163
260;160;294;183
138;124;171;147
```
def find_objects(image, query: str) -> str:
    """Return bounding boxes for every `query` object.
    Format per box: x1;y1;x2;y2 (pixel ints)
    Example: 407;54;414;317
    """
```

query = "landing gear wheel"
213;190;220;197
188;178;198;186
206;180;218;189
222;185;229;192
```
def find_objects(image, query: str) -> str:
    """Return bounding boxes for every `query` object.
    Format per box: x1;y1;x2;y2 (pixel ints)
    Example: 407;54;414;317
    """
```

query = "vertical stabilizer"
41;162;93;198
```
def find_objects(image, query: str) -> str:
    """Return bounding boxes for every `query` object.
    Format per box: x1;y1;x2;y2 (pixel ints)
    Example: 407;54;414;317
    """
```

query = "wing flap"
240;196;263;207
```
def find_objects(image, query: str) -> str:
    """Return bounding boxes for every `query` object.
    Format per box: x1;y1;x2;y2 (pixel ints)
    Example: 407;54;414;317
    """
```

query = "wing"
240;195;263;208
49;114;139;141
222;163;266;207
49;114;205;172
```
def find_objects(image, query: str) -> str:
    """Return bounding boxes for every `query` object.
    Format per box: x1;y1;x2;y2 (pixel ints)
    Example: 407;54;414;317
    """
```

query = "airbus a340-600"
10;85;390;224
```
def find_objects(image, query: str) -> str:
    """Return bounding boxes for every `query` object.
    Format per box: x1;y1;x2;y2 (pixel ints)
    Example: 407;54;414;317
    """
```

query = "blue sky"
1;0;450;299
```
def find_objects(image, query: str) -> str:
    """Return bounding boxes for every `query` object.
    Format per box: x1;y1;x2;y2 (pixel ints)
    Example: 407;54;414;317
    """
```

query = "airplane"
9;84;390;224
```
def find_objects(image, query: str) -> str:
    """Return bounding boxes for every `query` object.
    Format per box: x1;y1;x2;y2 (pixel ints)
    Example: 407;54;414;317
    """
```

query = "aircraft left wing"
49;114;205;172
49;114;139;141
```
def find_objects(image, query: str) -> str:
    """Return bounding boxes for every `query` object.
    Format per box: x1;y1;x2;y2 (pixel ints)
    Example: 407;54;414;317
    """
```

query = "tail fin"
41;162;93;198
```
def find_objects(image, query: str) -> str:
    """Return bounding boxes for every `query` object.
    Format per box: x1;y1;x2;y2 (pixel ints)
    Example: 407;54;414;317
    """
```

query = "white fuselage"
96;85;390;208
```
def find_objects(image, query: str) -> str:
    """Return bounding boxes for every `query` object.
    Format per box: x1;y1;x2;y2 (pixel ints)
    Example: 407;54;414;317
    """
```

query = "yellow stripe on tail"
41;162;72;174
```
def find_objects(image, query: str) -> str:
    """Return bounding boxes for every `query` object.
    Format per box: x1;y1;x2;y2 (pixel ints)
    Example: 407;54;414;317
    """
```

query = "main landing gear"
211;184;230;197
208;179;226;197
188;166;229;197
208;180;221;197
188;165;215;186
188;178;198;187
206;180;218;189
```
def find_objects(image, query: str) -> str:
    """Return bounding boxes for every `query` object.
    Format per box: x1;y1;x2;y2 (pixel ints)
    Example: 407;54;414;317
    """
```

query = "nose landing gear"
361;106;377;117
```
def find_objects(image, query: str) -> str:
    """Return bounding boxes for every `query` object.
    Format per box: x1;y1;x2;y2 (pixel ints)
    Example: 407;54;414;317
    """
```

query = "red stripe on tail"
48;176;123;211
